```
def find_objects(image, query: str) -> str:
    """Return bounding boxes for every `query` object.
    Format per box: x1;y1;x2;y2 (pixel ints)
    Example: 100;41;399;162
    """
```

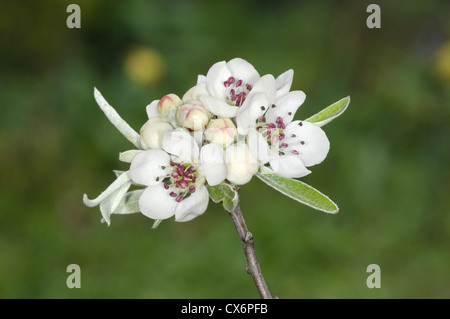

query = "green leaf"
305;96;350;127
206;183;239;212
256;166;339;214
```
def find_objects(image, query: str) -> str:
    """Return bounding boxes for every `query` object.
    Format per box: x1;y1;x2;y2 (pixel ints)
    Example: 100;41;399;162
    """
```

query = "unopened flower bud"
225;142;259;185
176;101;211;131
182;83;209;103
140;118;173;150
157;94;182;119
205;118;237;147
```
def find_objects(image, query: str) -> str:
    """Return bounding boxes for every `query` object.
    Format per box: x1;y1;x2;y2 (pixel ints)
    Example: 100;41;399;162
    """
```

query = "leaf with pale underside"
256;166;338;214
94;87;141;148
206;183;239;212
306;96;350;127
100;189;144;225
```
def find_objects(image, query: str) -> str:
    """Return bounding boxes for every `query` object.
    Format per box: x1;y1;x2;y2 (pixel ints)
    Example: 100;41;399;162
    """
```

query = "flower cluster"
84;58;334;225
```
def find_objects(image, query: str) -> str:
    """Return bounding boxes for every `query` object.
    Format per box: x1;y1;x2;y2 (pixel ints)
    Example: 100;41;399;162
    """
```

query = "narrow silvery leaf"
100;189;144;224
256;166;339;214
119;150;143;163
111;189;143;215
113;170;126;177
83;171;131;207
305;96;350;127
100;181;132;226
94;87;141;148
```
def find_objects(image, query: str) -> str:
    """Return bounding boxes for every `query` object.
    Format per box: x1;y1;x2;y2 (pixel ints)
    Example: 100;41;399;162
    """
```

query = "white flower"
225;141;259;185
129;129;227;222
235;74;330;179
200;58;294;118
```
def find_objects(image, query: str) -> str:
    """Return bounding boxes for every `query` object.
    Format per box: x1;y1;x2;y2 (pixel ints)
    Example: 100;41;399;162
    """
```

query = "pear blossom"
129;129;227;222
235;74;330;179
200;58;294;118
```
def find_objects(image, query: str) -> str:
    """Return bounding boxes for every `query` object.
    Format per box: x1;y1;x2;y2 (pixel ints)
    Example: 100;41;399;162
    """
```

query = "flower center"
223;76;252;107
163;162;198;202
256;116;291;154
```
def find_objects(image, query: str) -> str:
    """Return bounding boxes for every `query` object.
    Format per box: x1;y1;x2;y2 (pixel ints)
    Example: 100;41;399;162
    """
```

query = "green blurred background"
1;0;449;298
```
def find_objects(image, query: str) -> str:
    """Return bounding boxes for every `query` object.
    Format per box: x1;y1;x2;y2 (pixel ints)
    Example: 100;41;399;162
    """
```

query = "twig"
226;197;275;299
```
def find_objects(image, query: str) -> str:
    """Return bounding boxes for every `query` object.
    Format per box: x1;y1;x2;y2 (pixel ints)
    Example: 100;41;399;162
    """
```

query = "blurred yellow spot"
124;46;166;86
434;42;450;83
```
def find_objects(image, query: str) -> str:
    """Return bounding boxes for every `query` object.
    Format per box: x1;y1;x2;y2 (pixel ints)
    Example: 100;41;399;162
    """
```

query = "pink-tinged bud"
182;83;209;103
157;94;181;119
140;118;173;150
205;118;237;147
225;142;259;185
176;101;211;131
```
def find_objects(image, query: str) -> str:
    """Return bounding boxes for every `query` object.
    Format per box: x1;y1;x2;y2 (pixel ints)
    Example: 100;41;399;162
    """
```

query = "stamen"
300;141;305;145
175;195;184;202
189;186;196;193
298;122;303;126
292;150;299;155
260;106;265;111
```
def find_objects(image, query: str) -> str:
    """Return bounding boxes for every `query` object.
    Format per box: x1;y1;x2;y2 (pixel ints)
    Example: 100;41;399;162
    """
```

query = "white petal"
276;69;294;97
266;91;305;124
139;184;177;220
200;95;239;118
146;100;160;119
129;150;170;186
236;92;269;134
205;61;231;98
197;74;206;84
247;129;271;164
162;129;200;163
250;74;277;102
270;154;311;179
175;186;209;222
284;121;330;167
199;144;227;186
226;58;260;84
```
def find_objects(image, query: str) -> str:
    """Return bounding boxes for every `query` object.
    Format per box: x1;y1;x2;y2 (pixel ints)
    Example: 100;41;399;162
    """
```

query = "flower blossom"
129;129;227;222
199;58;294;118
235;74;330;179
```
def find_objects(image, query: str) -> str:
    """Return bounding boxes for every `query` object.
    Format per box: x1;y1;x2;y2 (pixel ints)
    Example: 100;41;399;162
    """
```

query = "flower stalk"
226;195;274;299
